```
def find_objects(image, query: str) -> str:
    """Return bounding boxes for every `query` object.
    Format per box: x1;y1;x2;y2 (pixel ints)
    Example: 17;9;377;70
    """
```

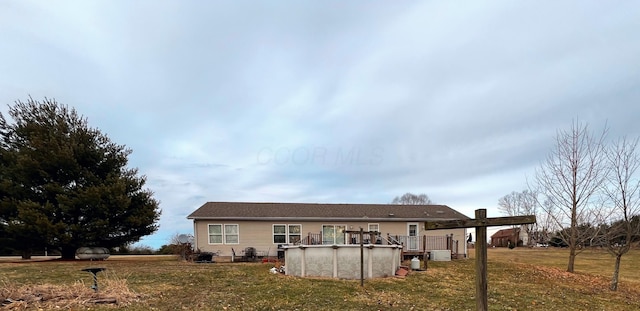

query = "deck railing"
295;232;460;257
296;232;383;245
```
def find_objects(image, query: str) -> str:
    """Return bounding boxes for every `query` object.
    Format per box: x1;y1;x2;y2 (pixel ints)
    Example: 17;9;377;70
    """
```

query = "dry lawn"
1;249;639;310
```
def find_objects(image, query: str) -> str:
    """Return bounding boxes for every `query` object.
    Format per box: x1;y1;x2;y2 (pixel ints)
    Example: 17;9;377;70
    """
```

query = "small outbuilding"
490;227;528;247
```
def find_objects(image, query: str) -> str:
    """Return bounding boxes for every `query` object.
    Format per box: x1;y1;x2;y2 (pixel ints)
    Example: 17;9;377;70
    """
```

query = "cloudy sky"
2;1;639;248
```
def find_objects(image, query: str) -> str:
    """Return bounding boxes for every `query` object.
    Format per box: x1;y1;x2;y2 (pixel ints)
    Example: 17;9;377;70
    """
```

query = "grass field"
1;248;640;310
482;247;640;285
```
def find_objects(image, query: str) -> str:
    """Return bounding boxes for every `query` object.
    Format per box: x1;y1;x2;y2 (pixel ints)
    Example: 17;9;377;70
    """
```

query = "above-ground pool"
282;244;403;279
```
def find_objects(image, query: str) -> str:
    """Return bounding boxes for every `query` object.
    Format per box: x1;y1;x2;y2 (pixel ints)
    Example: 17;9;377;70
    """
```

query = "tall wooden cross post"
344;228;379;287
425;209;536;311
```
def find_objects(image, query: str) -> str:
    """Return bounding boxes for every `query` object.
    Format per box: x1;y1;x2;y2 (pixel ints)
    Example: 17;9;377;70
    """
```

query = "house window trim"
368;223;379;233
224;224;240;245
208;224;239;245
288;224;302;245
272;224;302;244
208;224;223;245
322;224;347;245
407;222;419;236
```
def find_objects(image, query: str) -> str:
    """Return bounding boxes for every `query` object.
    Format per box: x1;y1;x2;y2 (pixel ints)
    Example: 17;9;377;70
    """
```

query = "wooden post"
345;228;379;287
360;227;364;286
475;209;488;311
425;209;535;311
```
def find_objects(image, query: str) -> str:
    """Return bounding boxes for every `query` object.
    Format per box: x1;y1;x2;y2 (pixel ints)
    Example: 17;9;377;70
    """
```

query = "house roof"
187;202;470;222
491;228;519;239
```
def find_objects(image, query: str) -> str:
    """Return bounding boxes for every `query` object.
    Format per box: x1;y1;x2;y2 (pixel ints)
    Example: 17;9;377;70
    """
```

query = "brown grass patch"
1;272;141;310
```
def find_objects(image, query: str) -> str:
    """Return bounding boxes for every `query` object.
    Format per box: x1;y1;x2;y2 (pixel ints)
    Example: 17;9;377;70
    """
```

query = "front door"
408;223;419;250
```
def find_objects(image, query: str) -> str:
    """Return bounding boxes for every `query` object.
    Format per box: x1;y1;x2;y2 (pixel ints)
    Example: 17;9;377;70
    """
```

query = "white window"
273;224;301;244
273;225;286;244
225;224;239;244
208;224;239;244
368;223;379;232
208;224;222;244
322;225;346;244
288;224;301;244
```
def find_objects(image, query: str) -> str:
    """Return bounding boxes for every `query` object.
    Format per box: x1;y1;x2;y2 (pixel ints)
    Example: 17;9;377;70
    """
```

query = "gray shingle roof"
187;202;470;221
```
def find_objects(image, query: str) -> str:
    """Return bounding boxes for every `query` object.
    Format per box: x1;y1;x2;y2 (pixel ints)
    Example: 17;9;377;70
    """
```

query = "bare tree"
169;233;194;260
535;121;608;273
497;190;539;246
600;137;640;291
391;193;433;205
534;198;557;245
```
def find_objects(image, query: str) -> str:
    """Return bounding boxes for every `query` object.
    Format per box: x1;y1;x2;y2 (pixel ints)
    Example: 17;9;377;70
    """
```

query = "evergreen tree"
0;97;160;259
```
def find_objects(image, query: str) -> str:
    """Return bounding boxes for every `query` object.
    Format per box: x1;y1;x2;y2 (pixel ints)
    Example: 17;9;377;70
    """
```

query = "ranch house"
187;202;470;261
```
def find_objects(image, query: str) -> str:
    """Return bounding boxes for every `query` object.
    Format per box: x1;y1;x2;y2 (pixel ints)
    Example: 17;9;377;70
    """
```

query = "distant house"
187;202;471;261
490;227;528;247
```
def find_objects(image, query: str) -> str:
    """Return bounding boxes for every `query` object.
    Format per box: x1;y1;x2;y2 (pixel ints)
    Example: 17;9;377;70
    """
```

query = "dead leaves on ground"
0;274;141;310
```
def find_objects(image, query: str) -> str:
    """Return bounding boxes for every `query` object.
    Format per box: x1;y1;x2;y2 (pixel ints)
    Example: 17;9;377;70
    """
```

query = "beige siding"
194;220;468;259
